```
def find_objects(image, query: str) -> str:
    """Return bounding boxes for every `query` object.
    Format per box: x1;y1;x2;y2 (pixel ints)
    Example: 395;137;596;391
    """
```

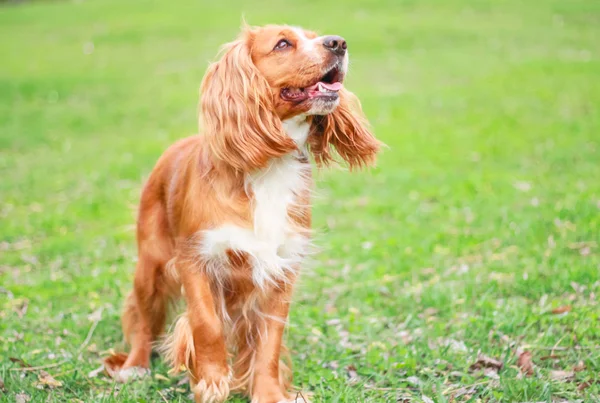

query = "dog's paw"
192;377;230;403
103;352;151;383
250;392;312;403
278;395;311;403
112;366;151;383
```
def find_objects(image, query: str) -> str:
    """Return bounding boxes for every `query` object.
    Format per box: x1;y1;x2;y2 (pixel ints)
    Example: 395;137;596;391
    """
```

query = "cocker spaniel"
106;24;380;403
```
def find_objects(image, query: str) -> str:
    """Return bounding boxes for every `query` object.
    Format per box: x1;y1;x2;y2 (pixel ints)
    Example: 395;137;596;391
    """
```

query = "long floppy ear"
307;88;381;169
200;31;297;172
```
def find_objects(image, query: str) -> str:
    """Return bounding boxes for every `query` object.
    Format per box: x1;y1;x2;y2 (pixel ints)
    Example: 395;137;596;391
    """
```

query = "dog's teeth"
318;83;326;93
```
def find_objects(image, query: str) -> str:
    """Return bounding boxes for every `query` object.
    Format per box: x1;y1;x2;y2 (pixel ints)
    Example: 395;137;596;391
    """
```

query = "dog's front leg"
240;283;306;403
176;257;230;403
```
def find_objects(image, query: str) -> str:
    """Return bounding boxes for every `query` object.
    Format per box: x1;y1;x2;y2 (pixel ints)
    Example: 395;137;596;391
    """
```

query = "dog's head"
200;24;380;171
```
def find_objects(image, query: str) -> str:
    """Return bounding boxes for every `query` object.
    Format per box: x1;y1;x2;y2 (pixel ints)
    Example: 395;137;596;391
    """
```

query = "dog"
105;24;380;403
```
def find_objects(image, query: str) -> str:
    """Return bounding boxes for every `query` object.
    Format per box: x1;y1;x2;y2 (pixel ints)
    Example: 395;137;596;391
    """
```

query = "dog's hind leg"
106;200;176;382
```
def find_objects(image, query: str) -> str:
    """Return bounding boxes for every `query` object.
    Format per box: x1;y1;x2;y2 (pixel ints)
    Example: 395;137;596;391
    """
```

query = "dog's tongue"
307;81;343;92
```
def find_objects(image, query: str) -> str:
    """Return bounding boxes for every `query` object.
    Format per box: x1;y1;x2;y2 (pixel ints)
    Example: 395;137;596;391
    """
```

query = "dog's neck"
282;115;310;149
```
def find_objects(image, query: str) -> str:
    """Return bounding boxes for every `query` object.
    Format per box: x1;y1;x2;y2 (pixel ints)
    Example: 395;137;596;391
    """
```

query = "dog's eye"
274;39;291;50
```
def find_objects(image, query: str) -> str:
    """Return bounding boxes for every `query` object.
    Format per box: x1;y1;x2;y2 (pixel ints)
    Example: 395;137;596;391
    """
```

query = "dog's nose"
322;35;347;56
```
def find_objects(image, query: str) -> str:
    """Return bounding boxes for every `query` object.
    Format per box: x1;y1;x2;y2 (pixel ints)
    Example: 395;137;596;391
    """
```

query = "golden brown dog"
106;24;380;403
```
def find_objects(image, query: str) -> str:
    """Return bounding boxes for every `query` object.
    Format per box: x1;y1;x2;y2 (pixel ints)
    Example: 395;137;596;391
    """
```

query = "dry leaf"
406;376;421;387
87;308;103;322
469;354;504;372
551;306;572;314
578;380;596;391
177;375;190;386
9;357;31;368
573;361;586;372
550;370;575;382
517;351;534;376
38;370;62;388
443;338;467;353
397;330;412;345
0;286;14;299
483;367;500;379
513;181;532;192
88;365;105;378
16;393;31;403
422;395;435;403
325;318;341;326
540;354;563;361
0;376;5;392
346;364;359;383
154;373;170;382
14;299;28;318
452;385;477;399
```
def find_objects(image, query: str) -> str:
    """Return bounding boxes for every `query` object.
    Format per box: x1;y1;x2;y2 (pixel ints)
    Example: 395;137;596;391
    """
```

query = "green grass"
1;0;599;401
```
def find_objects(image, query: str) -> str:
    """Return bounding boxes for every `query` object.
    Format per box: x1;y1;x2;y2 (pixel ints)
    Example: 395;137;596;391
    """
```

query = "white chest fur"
200;116;311;288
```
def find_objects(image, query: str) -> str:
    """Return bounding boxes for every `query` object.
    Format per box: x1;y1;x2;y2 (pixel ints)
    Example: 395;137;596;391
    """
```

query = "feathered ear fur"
200;30;297;172
308;88;381;169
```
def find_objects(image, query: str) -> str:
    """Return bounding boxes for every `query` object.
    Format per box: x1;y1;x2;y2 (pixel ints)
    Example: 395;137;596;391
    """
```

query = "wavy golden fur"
105;24;380;403
308;88;379;169
201;34;298;172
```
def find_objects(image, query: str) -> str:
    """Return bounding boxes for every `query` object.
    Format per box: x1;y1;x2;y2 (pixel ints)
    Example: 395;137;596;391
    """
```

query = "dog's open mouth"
281;65;343;102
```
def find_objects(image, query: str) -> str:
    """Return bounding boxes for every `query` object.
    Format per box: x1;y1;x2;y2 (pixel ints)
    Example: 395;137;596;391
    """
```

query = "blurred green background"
1;0;599;402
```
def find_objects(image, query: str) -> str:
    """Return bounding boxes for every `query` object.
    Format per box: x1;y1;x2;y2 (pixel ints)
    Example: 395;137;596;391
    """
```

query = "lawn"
1;0;599;402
